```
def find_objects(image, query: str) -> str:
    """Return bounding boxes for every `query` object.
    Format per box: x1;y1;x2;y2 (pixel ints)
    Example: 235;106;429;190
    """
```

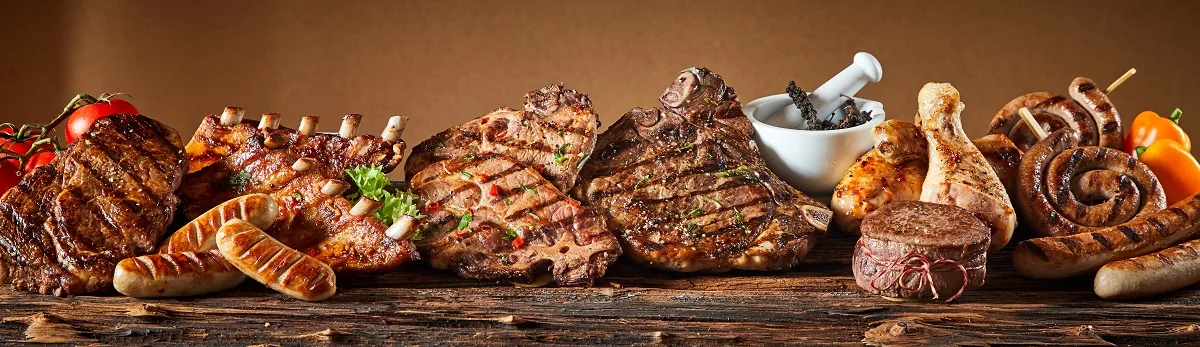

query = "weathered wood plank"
2;232;1199;346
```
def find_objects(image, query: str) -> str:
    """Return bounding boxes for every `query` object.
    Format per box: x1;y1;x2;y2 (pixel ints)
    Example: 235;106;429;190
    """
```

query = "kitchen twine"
856;238;982;302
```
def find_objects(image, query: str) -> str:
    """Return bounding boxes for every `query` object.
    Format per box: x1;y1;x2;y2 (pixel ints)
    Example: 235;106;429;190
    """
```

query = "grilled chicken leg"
917;83;1016;252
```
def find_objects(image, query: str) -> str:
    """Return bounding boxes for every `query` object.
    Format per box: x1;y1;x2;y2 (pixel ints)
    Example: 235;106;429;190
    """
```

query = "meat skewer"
989;69;1134;151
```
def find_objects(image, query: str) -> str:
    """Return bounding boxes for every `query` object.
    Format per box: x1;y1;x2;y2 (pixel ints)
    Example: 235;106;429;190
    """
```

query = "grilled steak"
409;155;620;286
178;109;405;219
0;114;187;296
405;84;600;191
573;67;831;272
181;131;418;275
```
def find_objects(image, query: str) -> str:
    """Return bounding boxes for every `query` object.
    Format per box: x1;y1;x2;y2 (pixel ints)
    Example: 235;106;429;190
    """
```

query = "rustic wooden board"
3;232;1199;346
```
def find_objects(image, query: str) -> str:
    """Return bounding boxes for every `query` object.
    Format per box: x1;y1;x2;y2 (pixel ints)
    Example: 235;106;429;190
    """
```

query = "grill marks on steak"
185;133;418;275
409;155;620;286
405;84;600;191
574;67;829;272
179;113;405;218
0;114;187;296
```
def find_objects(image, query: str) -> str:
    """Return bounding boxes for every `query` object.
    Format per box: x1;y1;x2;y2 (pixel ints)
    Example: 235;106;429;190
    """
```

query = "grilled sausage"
1013;193;1200;279
159;194;280;253
989;92;1098;153
1068;77;1123;150
1015;129;1165;237
1094;238;1200;299
216;219;336;301
113;250;246;298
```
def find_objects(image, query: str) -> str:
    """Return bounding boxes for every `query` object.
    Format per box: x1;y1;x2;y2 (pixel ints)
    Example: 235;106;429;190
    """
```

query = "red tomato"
0;128;34;157
23;151;55;173
0;159;20;194
65;98;139;143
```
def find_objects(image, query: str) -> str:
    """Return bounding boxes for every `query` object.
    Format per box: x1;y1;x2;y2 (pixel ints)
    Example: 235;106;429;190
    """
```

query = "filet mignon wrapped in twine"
853;201;990;303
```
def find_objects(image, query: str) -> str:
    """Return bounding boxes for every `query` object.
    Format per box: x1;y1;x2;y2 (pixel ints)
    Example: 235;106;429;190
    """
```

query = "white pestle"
764;52;883;129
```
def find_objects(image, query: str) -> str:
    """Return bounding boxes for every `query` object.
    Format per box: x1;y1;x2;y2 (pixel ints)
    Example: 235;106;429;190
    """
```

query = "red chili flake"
480;118;489;124
425;201;441;211
496;130;508;139
535;164;545;172
489;184;500;197
511;237;526;248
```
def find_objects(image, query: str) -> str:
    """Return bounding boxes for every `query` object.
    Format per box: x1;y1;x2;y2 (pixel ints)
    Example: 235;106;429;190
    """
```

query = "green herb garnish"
460;171;473;179
526;212;541;221
456;213;473;232
716;166;755;180
503;227;519;241
504;198;514;206
228;171;252;191
553;143;572;166
701;196;723;209
461;153;477;160
520;184;537;194
733;209;748;231
346;165;425;225
683;223;700;237
633;173;653;189
680;207;704;219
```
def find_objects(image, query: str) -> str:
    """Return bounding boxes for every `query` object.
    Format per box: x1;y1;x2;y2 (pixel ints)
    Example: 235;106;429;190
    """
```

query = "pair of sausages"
115;194;335;301
1013;193;1200;283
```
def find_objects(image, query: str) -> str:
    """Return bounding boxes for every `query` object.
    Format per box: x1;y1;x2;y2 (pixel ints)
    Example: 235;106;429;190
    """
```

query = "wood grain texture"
2;232;1199;346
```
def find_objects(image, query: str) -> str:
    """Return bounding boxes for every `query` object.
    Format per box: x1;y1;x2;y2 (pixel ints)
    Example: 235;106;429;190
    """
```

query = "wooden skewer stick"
258;113;281;130
1104;68;1136;94
321;180;350;196
1019;107;1049;141
350;198;382;217
292;157;316;171
381;116;406;142
220;107;245;126
339;114;362;138
298;116;319;136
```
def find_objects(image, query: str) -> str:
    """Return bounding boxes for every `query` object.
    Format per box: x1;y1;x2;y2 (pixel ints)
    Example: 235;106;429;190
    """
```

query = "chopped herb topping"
679;207;704;219
733;209;748;231
553;143;573;166
716;166;756;180
461;153;477;160
683;223;700;237
526;211;541;221
228;171;252;191
292;193;304;200
460;171;473;179
633;173;654;189
520;184;537;194
497;253;514;266
701;196;723;209
503;227;519;241
678;141;695;151
504;198;514;206
456;213;473;232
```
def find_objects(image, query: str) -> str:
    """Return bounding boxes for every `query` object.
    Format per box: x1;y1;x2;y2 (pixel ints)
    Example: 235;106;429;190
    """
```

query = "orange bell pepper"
1125;109;1190;155
1137;138;1200;205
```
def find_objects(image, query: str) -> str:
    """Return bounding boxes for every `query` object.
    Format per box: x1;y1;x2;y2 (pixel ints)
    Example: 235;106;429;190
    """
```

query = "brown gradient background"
4;0;1199;180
